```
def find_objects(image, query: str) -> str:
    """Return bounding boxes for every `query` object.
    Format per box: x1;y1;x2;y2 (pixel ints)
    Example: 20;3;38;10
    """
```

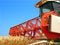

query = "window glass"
43;8;51;13
53;2;60;14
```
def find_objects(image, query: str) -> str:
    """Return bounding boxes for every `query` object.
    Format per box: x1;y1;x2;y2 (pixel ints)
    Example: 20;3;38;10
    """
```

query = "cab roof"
35;0;60;8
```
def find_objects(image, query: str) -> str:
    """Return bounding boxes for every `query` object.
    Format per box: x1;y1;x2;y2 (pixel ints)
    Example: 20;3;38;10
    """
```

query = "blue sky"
0;0;39;36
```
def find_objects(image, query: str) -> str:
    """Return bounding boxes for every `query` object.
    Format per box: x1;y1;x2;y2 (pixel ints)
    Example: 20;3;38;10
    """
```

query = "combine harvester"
0;0;60;45
9;0;60;40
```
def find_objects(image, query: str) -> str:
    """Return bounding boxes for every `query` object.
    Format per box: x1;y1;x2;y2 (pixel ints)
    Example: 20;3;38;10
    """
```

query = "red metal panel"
41;11;60;40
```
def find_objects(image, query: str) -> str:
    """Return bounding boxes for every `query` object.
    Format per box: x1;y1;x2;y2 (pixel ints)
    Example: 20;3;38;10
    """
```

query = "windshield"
53;2;60;15
39;1;60;17
43;8;51;13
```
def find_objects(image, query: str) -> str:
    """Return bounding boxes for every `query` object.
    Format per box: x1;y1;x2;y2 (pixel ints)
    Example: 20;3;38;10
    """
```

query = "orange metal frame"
9;17;43;39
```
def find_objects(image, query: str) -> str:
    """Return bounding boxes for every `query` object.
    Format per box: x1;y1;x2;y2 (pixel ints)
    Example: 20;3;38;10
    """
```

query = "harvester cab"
36;0;60;17
35;0;60;40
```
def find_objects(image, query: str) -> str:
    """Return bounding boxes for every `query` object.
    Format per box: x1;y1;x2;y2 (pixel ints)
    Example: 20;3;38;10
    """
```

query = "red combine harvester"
9;0;60;40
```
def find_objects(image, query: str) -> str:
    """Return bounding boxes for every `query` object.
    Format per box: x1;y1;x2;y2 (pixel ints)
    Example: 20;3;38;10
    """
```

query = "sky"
0;0;39;36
